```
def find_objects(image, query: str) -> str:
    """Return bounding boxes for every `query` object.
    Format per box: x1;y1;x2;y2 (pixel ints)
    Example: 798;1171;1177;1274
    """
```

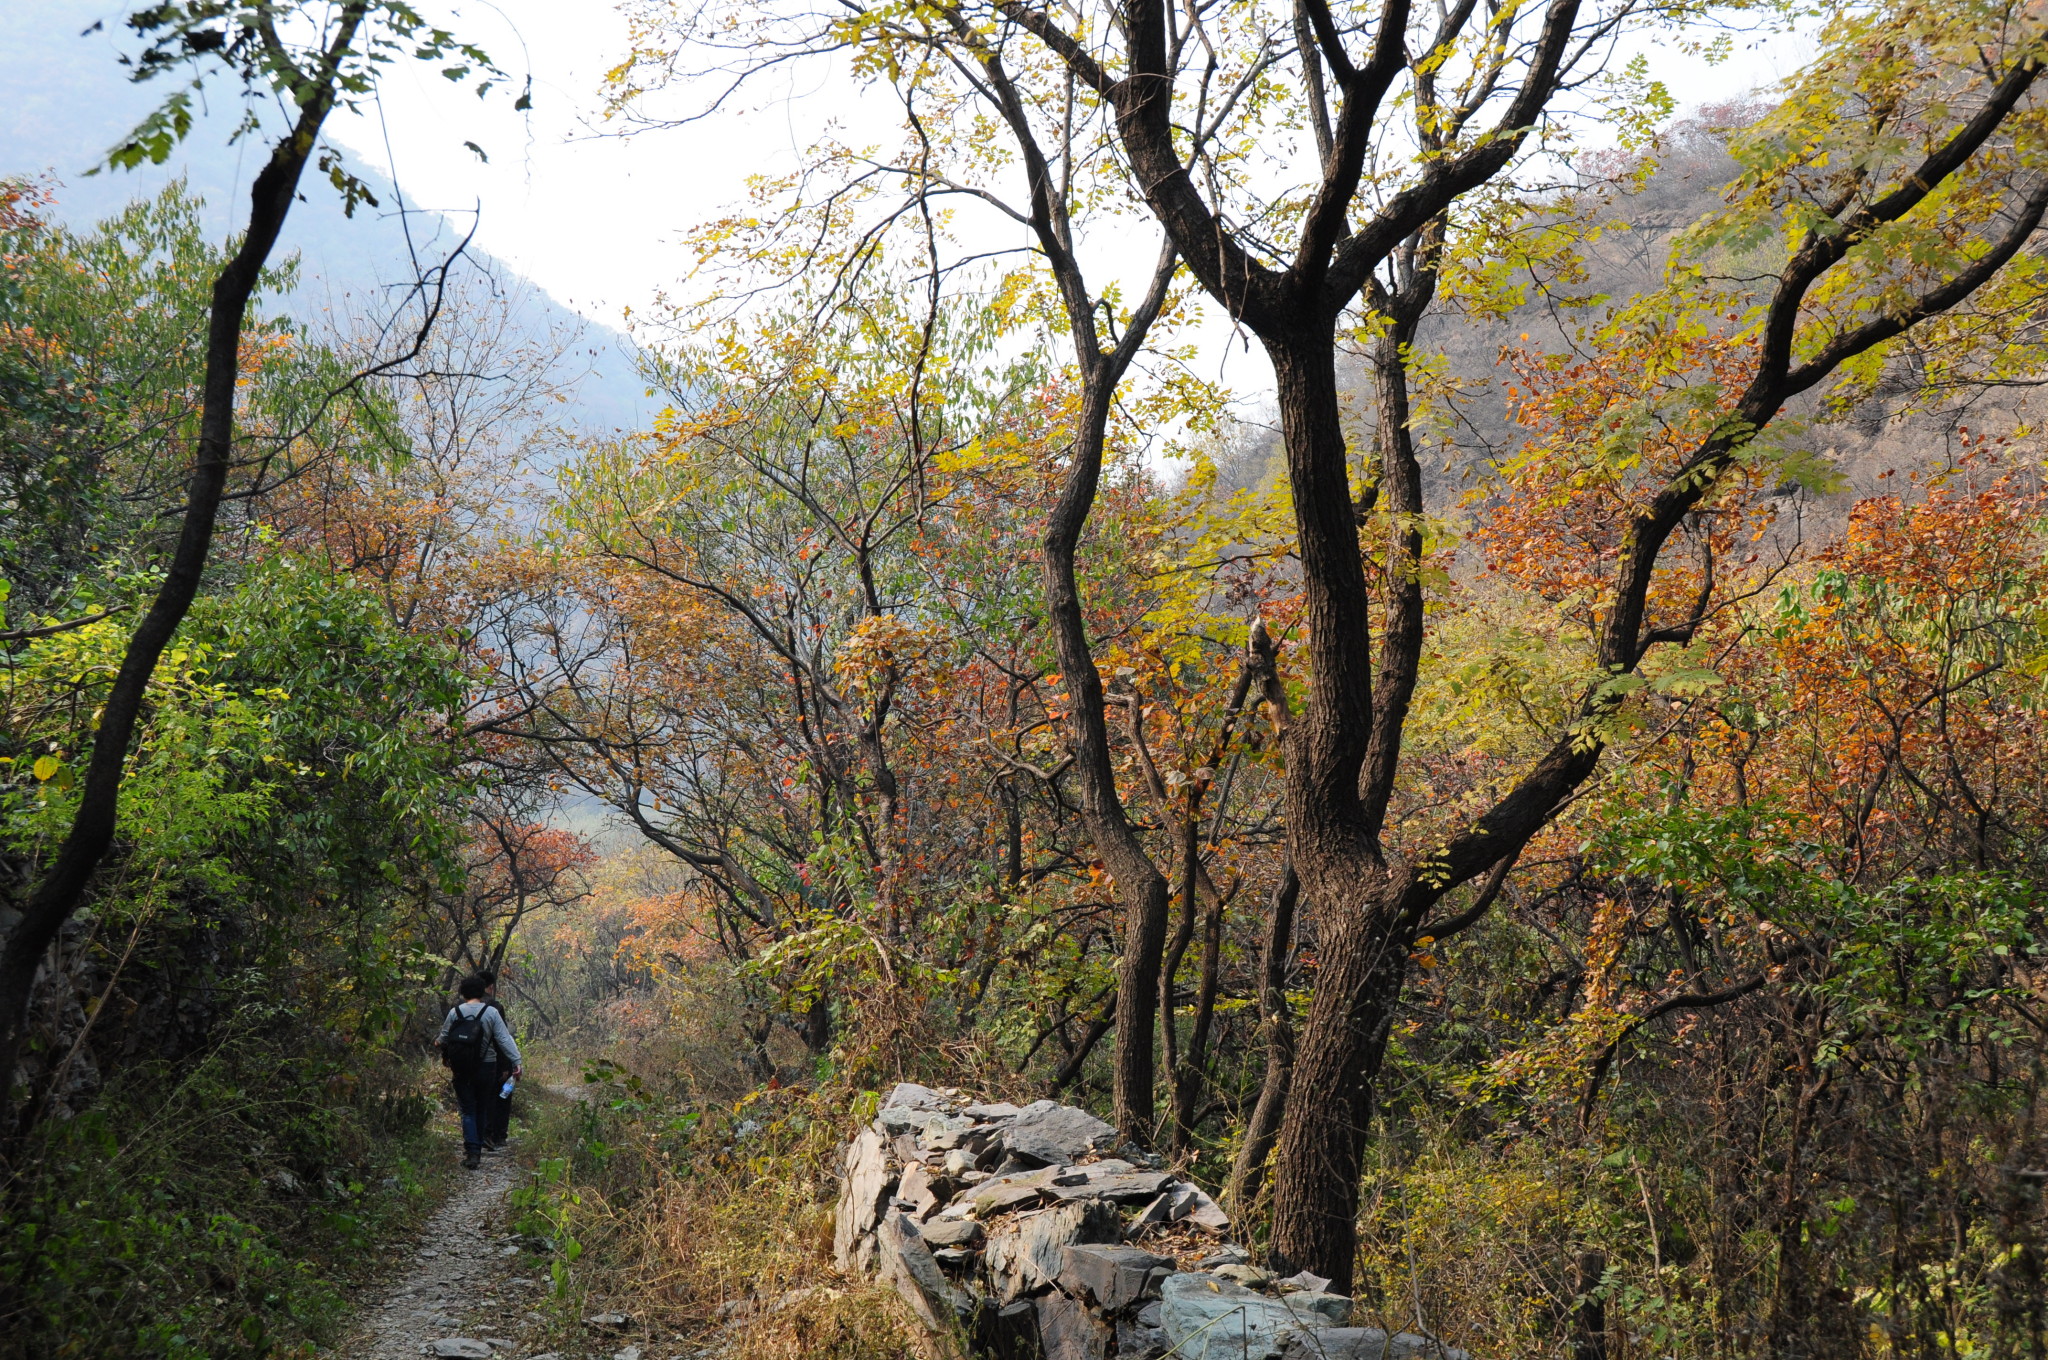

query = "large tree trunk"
1265;874;1409;1289
1263;312;1434;1289
0;12;366;1124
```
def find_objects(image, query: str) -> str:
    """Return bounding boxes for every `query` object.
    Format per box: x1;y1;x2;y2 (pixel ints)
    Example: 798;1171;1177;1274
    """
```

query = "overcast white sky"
9;0;1816;402
325;1;881;326
326;2;1817;366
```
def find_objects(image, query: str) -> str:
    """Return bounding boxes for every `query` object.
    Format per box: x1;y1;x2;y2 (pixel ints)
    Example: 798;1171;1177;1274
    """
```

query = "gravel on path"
342;1149;540;1359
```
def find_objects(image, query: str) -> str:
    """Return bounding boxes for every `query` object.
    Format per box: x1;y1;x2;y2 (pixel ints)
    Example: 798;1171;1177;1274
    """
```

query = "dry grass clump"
517;1079;941;1359
718;1284;946;1360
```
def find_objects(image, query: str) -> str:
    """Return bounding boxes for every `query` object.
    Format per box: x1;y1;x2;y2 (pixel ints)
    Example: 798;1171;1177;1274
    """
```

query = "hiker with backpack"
435;973;522;1170
478;969;513;1151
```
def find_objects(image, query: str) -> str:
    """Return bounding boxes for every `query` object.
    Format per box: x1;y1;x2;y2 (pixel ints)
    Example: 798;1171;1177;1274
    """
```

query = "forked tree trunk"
1264;280;1450;1284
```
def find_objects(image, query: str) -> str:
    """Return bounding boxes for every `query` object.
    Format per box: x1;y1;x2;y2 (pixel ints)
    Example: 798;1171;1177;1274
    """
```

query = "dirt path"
343;1149;543;1359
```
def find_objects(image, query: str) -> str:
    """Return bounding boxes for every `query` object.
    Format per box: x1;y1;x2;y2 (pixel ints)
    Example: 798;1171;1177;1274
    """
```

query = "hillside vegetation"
3;3;2047;1359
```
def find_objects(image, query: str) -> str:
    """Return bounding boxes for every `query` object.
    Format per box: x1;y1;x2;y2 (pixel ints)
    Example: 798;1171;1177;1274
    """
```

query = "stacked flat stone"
832;1084;1472;1360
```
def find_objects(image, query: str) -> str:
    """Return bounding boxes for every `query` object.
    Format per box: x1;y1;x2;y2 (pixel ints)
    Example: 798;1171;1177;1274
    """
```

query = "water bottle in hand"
500;1075;516;1099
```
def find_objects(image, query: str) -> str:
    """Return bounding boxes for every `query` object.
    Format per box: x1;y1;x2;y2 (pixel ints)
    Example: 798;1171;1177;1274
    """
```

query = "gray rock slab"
1058;1243;1173;1312
972;1180;1047;1218
426;1343;493;1360
1160;1274;1352;1360
898;1162;943;1219
969;1165;1059;1217
1037;1289;1111;1360
1215;1263;1274;1289
1002;1101;1119;1164
877;1209;972;1331
1046;1171;1174;1204
1174;1183;1231;1231
880;1105;974;1138
1117;1316;1170;1360
985;1199;1122;1302
1078;1158;1137;1176
1278;1269;1334;1294
1131;1189;1178;1229
1277;1329;1474;1360
923;1216;986;1248
833;1129;896;1271
886;1082;951;1110
963;1101;1024;1121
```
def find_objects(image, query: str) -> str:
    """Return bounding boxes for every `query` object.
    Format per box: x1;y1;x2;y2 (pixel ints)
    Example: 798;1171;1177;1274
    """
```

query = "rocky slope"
835;1083;1472;1360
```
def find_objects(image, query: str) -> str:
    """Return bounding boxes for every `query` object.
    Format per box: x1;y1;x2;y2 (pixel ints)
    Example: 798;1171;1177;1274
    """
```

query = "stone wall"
833;1084;1474;1360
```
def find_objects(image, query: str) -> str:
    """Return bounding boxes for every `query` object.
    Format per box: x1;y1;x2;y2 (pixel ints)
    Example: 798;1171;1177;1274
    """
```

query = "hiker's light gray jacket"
435;999;521;1068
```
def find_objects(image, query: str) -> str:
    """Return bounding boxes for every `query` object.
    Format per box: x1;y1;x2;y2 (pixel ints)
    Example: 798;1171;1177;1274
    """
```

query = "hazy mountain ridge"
1;3;654;436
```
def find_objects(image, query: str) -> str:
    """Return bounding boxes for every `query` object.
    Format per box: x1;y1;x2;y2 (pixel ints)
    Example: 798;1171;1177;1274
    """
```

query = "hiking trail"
342;1150;540;1360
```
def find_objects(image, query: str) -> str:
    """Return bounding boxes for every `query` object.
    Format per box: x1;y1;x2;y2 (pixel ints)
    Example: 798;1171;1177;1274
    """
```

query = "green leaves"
101;88;194;170
104;2;517;185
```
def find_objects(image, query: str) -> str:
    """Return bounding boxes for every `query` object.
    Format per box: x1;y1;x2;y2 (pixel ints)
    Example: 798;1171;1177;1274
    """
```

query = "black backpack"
442;1005;488;1071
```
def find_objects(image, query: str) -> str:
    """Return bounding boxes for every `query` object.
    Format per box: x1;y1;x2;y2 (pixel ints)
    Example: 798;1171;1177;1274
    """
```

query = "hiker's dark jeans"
484;1065;512;1144
451;1064;496;1154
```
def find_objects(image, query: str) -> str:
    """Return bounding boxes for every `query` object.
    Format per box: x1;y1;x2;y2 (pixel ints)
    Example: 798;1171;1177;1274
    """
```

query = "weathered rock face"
1000;1100;1119;1165
832;1128;895;1274
1277;1329;1477;1360
1059;1244;1171;1313
1158;1273;1353;1360
984;1199;1121;1302
878;1210;974;1331
831;1085;1480;1359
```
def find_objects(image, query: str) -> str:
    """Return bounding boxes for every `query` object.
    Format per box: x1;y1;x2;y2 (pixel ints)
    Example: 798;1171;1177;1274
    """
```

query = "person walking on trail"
478;969;513;1151
434;973;521;1170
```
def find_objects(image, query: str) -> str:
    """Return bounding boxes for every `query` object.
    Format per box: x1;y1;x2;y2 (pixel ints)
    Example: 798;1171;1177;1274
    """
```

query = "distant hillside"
1218;112;2030;529
1;2;654;436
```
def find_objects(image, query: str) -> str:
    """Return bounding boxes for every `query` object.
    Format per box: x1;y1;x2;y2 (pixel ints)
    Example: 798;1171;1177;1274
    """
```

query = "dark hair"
458;974;488;1000
478;969;498;988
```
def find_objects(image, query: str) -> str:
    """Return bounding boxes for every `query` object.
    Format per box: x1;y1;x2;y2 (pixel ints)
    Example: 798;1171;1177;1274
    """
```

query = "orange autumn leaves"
1705;465;2048;875
1473;321;1770;625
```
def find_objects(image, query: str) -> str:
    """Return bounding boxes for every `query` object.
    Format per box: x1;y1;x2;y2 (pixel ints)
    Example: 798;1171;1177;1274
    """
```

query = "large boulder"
1158;1273;1353;1360
1278;1329;1476;1360
1001;1100;1119;1164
